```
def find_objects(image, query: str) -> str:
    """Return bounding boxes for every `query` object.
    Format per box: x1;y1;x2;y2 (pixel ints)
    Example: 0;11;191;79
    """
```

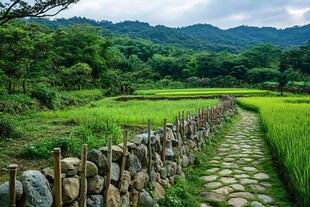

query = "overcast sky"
55;0;310;29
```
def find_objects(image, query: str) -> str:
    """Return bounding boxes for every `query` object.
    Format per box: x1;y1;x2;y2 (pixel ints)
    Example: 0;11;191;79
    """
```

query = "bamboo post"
79;144;88;207
162;118;167;162
182;111;185;138
175;116;180;148
104;137;113;204
147;120;152;184
198;108;201;129
201;107;204;127
9;164;18;207
119;130;128;190
53;148;62;207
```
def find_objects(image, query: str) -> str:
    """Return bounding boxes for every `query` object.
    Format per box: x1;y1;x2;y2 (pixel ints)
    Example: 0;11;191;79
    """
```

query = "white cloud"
55;0;310;29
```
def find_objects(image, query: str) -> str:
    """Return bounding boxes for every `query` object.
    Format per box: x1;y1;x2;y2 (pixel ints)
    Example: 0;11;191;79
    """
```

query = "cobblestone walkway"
200;109;290;207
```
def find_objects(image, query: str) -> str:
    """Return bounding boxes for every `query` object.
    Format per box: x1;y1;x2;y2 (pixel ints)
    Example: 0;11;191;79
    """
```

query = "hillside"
28;17;310;53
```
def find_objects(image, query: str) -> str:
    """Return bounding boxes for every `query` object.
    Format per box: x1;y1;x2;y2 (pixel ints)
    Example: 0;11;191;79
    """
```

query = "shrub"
30;87;57;109
0;118;20;139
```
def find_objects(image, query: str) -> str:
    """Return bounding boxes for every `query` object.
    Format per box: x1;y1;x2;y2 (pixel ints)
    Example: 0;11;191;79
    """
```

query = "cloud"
56;0;310;29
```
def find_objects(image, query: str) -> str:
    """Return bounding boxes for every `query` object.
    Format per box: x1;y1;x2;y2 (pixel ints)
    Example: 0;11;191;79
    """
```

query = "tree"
0;0;79;26
247;68;280;84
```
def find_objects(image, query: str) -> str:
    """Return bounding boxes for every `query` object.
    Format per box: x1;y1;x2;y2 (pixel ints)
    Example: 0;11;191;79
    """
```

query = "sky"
54;0;310;29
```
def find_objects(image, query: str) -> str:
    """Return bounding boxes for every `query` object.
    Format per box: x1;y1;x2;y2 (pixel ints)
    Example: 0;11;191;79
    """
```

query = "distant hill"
27;17;310;53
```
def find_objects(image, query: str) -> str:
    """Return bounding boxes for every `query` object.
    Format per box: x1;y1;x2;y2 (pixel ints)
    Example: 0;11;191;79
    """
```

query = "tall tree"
0;0;79;26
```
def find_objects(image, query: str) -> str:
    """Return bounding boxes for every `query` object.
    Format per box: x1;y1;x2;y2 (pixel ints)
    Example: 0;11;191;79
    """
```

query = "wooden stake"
175;117;180;148
105;137;113;204
182;111;185;138
9;164;18;207
119;130;128;190
147;120;152;182
53;148;62;207
162;118;167;162
79;144;88;207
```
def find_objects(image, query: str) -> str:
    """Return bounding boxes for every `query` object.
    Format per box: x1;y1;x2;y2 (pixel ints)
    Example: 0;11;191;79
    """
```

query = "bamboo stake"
119;130;128;190
162;118;167;162
175;116;180;148
9;164;18;207
104;137;113;204
182;111;185;138
79;144;88;207
147;120;152;185
53;148;62;207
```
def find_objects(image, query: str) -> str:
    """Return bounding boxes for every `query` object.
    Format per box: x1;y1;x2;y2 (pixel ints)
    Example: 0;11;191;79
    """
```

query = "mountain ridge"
28;17;310;53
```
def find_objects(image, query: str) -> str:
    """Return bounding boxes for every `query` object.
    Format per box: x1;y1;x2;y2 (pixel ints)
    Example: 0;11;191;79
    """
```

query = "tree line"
0;20;309;96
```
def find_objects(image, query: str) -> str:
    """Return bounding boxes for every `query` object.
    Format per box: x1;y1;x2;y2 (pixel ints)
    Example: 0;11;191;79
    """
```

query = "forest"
0;18;310;99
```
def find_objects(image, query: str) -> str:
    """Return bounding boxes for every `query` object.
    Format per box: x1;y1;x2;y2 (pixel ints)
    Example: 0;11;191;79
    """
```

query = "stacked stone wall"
0;96;237;207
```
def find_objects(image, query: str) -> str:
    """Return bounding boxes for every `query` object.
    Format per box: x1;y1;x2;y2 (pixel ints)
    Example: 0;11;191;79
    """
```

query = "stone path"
200;109;289;207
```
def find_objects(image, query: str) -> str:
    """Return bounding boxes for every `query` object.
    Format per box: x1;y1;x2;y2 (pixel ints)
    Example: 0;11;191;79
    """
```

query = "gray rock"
160;167;167;179
0;181;23;206
42;167;66;182
86;161;98;177
121;191;130;207
64;200;79;207
154;182;165;200
19;170;53;207
126;153;142;176
87;195;104;207
165;148;175;161
111;162;120;182
182;154;189;167
87;149;108;175
61;157;80;176
119;170;131;194
133;144;148;169
200;192;226;201
62;176;80;204
138;190;154;207
87;175;104;194
99;146;125;162
119;141;136;151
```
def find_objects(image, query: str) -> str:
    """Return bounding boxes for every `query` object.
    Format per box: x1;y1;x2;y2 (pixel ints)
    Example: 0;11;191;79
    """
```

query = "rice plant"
238;97;310;207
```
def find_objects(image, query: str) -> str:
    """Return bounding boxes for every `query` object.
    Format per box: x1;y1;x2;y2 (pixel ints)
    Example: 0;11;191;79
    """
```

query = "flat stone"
240;179;258;184
219;169;233;175
242;167;257;171
207;168;220;173
251;201;265;207
230;192;255;198
209;160;219;164
241;158;253;162
200;192;226;202
217;148;230;152
258;194;273;203
201;203;214;207
204;182;222;189
213;186;234;195
249;184;267;191
253;173;270;179
260;182;272;187
222;162;239;168
230;184;245;191
227;198;248;207
234;174;249;178
201;175;218;182
223;158;235;161
221;177;237;184
213;157;221;160
234;170;244;173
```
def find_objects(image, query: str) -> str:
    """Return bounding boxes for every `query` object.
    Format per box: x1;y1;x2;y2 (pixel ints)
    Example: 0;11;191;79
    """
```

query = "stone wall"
0;97;237;207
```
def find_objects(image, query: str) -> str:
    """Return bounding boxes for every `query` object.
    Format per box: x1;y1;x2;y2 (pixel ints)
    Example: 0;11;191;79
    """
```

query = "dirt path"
200;109;291;207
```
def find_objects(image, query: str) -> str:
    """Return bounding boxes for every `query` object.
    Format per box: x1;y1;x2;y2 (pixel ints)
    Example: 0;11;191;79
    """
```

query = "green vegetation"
41;98;219;128
238;97;310;206
0;19;309;97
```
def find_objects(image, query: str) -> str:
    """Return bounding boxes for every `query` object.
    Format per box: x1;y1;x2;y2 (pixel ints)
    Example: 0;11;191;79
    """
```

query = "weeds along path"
200;109;292;207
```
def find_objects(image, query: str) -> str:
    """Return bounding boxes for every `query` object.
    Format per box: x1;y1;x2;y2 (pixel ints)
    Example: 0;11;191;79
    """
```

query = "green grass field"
135;88;269;96
238;97;310;206
41;98;219;128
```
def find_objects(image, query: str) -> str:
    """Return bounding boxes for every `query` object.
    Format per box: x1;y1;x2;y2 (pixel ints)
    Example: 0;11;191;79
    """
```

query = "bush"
0;118;20;139
30;87;57;109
